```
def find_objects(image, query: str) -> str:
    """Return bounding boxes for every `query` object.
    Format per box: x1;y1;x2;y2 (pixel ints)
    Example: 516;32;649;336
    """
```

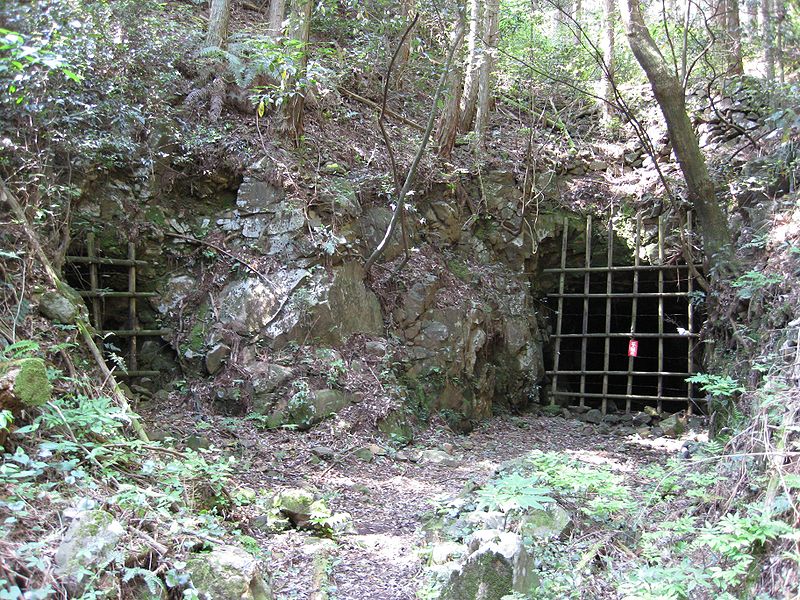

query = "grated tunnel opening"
63;233;174;380
543;213;705;415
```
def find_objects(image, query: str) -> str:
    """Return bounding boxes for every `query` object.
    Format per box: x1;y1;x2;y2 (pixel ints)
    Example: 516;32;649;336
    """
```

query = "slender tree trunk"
206;0;231;47
437;11;466;158
574;0;583;43
459;0;482;132
554;0;574;42
474;0;499;146
396;0;414;82
762;0;775;80
725;0;744;75
776;0;786;82
282;0;313;143
601;0;616;122
268;0;287;38
206;0;231;122
621;0;731;265
744;0;758;36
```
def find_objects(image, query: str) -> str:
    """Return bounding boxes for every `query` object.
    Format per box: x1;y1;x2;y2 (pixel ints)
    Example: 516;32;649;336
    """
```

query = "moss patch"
1;358;52;407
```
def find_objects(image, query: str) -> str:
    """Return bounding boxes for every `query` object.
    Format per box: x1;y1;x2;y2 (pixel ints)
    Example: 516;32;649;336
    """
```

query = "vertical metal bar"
579;215;592;409
601;216;613;415
625;214;641;413
657;215;665;414
87;233;102;353
686;212;695;416
128;242;138;375
551;217;569;405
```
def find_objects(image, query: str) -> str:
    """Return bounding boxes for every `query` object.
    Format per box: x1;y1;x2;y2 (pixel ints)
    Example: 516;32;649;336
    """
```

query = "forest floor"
141;400;686;600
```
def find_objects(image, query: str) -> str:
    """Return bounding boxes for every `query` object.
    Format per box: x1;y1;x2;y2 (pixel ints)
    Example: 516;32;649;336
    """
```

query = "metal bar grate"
547;212;700;414
66;240;171;378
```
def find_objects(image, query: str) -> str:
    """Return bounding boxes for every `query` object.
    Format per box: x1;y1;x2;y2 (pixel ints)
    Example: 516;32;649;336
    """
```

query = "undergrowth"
0;339;252;598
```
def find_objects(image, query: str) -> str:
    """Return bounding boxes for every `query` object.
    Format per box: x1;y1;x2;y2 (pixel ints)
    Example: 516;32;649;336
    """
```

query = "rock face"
186;545;273;600
77;166;560;427
441;530;537;600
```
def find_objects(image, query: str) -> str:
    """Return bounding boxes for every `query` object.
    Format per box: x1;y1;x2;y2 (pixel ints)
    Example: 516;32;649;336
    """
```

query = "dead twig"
337;86;425;133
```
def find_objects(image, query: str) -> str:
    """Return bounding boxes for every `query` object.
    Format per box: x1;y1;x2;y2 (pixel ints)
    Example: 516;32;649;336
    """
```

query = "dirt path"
225;412;669;600
141;397;672;599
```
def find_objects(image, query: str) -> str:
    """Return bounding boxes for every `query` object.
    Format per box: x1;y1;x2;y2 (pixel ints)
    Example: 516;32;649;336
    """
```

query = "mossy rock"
39;284;86;324
54;509;124;594
0;358;52;408
519;503;571;539
377;409;415;444
273;488;316;528
186;545;272;600
286;389;351;430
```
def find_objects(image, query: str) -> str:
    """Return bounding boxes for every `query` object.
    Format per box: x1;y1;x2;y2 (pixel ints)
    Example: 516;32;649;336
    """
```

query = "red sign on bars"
628;340;639;357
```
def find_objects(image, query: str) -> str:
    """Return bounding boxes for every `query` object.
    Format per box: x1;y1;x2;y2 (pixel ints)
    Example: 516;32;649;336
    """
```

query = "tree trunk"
574;0;583;43
725;0;744;75
395;0;415;85
459;0;482;132
743;0;758;36
437;12;466;158
268;0;286;38
281;0;314;144
554;0;574;42
621;0;731;265
206;0;231;47
206;0;231;122
762;0;775;80
600;0;616;122
776;0;786;82
474;0;499;146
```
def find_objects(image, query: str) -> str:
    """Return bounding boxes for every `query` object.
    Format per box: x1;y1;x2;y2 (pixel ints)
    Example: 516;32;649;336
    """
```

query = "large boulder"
218;269;310;336
264;262;383;347
288;388;352;429
246;363;294;414
186;544;272;600
441;530;537;600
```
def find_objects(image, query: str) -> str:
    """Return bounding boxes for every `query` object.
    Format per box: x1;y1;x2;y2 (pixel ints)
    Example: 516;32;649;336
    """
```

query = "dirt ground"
142;398;681;600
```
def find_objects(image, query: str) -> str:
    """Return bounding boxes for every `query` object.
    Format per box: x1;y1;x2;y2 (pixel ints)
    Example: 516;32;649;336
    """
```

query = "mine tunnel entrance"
64;232;173;380
543;214;704;415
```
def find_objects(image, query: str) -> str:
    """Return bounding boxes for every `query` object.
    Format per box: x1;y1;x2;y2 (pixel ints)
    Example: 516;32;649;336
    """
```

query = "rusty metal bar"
65;256;148;267
549;391;692;402
128;243;139;375
657;216;665;413
548;292;692;298
78;291;158;298
550;332;699;339
579;215;591;409
601;217;613;415
625;215;641;413
686;212;695;416
86;233;102;354
118;370;161;378
547;370;694;377
101;329;172;337
550;216;569;405
542;264;703;273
